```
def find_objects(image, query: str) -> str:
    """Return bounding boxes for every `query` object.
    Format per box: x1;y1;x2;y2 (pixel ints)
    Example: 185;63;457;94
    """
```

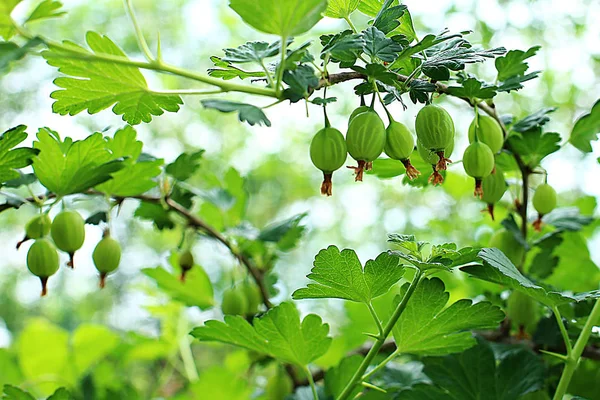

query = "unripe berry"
481;167;507;220
506;290;539;339
462;142;495;198
348;106;370;124
417;139;454;185
265;368;293;400
27;239;59;296
532;183;557;231
415;104;455;171
310;127;347;196
92;234;121;289
17;214;51;249
51;210;85;268
221;287;248;316
241;282;262;316
489;229;524;266
468;115;504;154
346;111;386;181
178;249;194;282
384;121;420;180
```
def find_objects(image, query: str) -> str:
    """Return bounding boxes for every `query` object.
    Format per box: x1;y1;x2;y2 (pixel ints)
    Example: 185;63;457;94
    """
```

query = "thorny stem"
336;269;423;400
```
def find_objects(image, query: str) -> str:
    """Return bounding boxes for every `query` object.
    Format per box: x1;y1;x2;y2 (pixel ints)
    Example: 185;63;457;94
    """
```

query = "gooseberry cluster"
20;209;121;296
310;101;558;228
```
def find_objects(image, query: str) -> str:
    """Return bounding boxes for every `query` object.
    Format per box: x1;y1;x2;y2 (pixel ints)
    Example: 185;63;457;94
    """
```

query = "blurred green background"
0;0;599;398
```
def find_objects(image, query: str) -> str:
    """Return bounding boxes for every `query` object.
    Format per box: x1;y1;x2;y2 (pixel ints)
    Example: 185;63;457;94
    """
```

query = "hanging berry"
417;139;454;185
468;115;504;154
506;290;539;340
221;287;249;316
26;238;59;296
481;167;507;220
348;105;370;125
384;121;420;180
17;214;51;249
346;111;386;181
415;104;455;171
92;232;122;289
489;229;525;266
532;183;557;231
178;249;195;282
241;281;262;316
265;366;294;400
51;210;85;268
462;142;495;198
310;127;348;196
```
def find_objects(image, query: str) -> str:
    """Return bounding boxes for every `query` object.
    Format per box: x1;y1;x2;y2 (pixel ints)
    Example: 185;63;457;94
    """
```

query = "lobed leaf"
392;277;504;356
292;245;405;303
42;32;183;125
191;302;331;366
325;0;361;19
200;99;271;127
0;125;38;186
569;99;600;153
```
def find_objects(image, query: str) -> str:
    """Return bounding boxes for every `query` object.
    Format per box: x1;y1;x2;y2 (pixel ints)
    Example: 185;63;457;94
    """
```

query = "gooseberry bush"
0;0;599;399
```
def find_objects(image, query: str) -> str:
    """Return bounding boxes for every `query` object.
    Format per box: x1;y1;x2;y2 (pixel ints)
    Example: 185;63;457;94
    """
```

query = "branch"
0;191;273;309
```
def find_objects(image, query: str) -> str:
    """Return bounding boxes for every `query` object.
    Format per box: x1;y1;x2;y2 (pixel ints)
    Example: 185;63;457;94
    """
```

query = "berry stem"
321;173;333;196
40;277;49;297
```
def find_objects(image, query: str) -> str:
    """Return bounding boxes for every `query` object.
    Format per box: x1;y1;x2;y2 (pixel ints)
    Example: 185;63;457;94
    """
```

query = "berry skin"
348;106;370;124
265;368;293;400
92;235;121;289
415;105;455;171
532;183;557;231
481;167;507;220
346;111;386;182
310;127;348;196
468;115;504;154
221;287;248;316
178;249;195;282
489;229;524;266
417;139;454;185
17;214;52;249
506;290;539;339
51;210;85;268
27;239;59;296
241;282;262;315
384;121;420;180
462;142;495;198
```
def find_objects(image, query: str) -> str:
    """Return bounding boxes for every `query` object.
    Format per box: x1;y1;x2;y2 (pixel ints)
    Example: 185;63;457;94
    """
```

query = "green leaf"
282;64;318;102
42;31;183;125
17;319;74;396
85;211;107;225
32;129;123;195
105;125;142;159
358;0;397;17
389;30;464;70
0;0;21;40
0;125;38;186
25;0;66;23
569;99;600;153
325;0;360;18
229;0;327;37
320;30;363;66
398;338;544;400
392;10;417;42
368;158;406;178
189;367;253;400
96;158;162;196
2;385;34;400
408;79;436;104
507;129;560;167
445;77;497;100
325;354;363;399
292;246;404;303
461;248;600;307
134;201;174;230
392;278;504;356
511;108;556;132
46;388;74;400
258;212;307;251
543;207;594;231
207;56;265;80
72;324;119;376
191;302;331;366
0;38;42;73
372;2;406;35
497;71;539;93
222;40;283;64
165;150;204;181
142;252;213;309
529;232;562;279
362;26;403;62
422;44;505;80
495;46;540;82
200;99;271;127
